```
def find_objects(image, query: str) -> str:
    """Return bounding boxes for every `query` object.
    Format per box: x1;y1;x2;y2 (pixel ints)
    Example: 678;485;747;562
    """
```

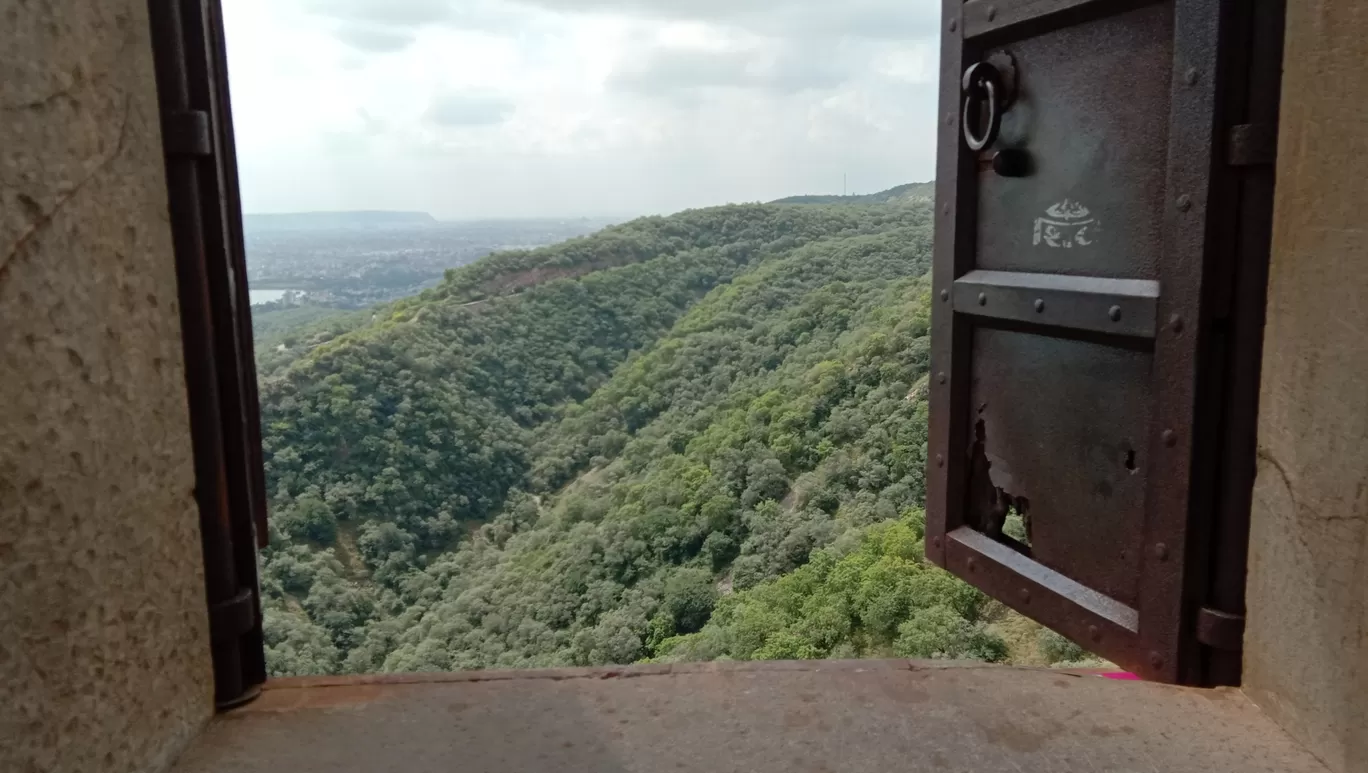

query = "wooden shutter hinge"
162;109;213;157
1227;123;1277;167
208;588;257;639
1196;606;1245;651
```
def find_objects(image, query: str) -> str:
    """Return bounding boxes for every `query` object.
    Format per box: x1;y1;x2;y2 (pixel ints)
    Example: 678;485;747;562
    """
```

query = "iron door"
148;0;269;707
926;0;1283;684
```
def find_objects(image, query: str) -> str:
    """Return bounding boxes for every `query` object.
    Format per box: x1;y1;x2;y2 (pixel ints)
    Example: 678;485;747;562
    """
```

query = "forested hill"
770;181;934;206
256;188;1092;675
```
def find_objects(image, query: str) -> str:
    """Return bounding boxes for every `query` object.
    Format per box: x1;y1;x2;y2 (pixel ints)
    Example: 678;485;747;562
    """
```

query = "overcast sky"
223;0;941;219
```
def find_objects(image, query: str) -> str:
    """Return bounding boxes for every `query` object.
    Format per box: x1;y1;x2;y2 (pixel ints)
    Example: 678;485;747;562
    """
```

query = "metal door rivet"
1177;194;1192;212
949;18;957;32
1169;314;1184;334
1150;652;1165;670
1184;68;1200;86
978;292;987;306
1162;429;1177;447
933;537;942;549
936;454;944;468
967;557;977;571
937;372;947;384
1108;305;1122;322
1088;625;1101;642
1019;588;1031;603
942;203;950;216
1033;299;1045;312
987;6;997;20
1154;543;1169;561
945;112;954;126
940;289;949;301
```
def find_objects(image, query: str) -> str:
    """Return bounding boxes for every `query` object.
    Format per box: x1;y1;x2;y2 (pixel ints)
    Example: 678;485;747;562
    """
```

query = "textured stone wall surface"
1243;2;1368;772
0;1;214;772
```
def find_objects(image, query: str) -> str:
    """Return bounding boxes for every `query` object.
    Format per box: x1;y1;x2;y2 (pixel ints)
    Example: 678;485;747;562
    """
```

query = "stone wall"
0;1;215;771
1243;2;1368;772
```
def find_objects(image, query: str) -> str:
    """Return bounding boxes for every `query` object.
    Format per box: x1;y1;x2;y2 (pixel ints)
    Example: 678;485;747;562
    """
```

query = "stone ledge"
175;660;1329;773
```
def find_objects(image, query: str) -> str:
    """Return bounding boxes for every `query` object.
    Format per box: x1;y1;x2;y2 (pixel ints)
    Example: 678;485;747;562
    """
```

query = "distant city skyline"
223;0;940;219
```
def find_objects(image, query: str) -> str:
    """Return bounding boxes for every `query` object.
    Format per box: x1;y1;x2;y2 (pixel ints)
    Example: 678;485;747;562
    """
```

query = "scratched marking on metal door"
1033;200;1097;248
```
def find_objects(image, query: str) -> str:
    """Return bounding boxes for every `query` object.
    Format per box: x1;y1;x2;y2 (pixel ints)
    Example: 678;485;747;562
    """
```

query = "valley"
249;187;1094;676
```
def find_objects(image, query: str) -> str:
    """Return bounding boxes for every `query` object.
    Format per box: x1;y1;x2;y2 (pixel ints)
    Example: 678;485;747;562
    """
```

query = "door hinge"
1196;607;1245;651
1227;123;1277;167
162;109;214;157
208;588;257;639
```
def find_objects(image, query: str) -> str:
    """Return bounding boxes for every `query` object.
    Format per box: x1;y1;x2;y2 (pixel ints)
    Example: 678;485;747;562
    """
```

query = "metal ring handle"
962;64;1003;152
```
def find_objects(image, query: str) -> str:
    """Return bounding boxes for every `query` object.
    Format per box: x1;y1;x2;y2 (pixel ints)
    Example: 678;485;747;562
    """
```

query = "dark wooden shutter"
925;0;1284;685
147;0;269;708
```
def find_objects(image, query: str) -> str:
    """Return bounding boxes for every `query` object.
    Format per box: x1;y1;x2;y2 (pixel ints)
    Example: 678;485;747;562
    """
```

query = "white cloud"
608;41;853;98
333;24;418;52
509;0;940;40
305;0;455;27
425;93;515;126
222;0;939;218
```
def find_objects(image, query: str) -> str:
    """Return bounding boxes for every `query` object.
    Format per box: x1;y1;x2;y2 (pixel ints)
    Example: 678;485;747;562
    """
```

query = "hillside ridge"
770;181;934;206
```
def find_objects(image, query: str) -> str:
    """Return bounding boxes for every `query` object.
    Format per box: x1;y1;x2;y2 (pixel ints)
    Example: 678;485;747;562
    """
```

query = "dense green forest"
253;189;1093;675
251;304;365;376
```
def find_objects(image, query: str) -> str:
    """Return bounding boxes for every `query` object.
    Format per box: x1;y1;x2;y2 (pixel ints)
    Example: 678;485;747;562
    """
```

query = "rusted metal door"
148;0;269;708
926;0;1284;685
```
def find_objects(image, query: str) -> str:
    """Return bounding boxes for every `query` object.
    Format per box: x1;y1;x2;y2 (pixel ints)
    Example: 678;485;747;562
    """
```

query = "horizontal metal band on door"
942;527;1142;659
951;269;1160;338
960;0;1131;39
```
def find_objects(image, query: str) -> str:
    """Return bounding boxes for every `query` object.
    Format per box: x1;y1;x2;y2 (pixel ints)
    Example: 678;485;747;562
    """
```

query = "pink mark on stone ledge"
1101;672;1140;680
